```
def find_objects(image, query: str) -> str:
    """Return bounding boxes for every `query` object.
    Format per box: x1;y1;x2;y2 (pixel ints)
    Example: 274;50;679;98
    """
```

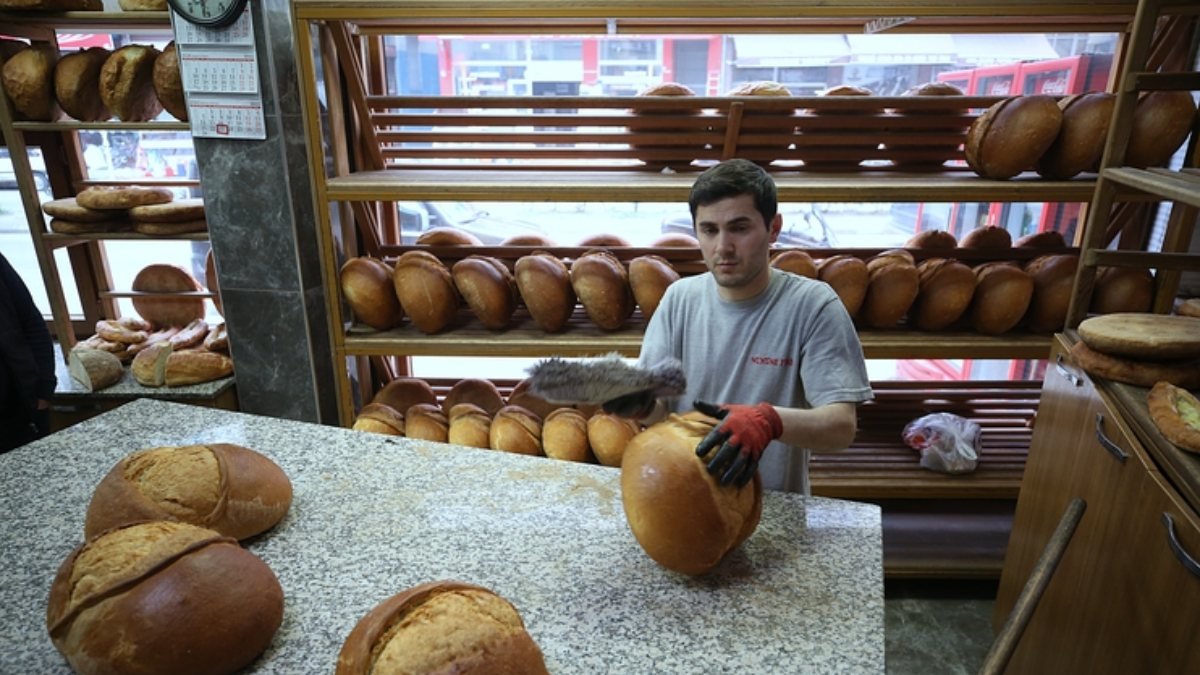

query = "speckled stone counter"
52;345;235;400
0;399;884;673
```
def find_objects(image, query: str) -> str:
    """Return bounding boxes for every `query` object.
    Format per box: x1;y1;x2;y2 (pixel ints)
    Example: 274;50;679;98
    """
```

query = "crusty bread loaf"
628;254;679;322
490;405;543;455
405;402;449;443
621;412;763;575
1023;254;1079;333
500;233;556;246
959;225;1012;250
1126;91;1197;169
1077;313;1200;361
578;233;632;247
131;341;172;386
1;44;59;121
129;198;205;223
335;580;548;675
1147;381;1200;454
904;229;957;250
965;96;1063;179
99;44;162;122
911;258;976;331
452;255;518;329
1014;230;1068;249
507;378;563;421
43;198;116;223
340;256;404;331
861;249;919;328
153;41;187;121
442;377;504;416
587;412;641;467
352;402;406;436
414;227;483;246
84;443;292;540
77;185;173;210
54;47;111;122
651;232;700;247
1069;341;1200;388
392;250;459;334
131;263;206;329
571;249;635;330
515;252;576;333
447;403;491;449
164;349;233;386
373;377;437;414
542;408;592;462
68;348;123;392
1036;92;1115;179
48;521;284;675
1091;266;1153;315
969;262;1034;335
769;250;818;279
818;254;869;318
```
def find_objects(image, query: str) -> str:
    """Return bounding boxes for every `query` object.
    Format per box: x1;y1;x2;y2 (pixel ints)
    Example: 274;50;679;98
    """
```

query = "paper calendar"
172;8;267;140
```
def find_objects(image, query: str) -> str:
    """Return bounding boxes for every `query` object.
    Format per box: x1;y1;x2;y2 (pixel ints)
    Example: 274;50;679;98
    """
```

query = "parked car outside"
0;148;49;191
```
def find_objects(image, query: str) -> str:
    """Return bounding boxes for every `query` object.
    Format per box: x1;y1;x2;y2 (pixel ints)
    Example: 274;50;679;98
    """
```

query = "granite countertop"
0;399;884;673
52;344;235;400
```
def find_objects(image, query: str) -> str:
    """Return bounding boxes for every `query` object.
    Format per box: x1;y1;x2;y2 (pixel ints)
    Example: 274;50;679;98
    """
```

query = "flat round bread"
129;198;205;223
1069;341;1200;389
1078;313;1200;361
49;218;133;234
131;263;205;328
134;219;208;235
43;197;119;222
1147;382;1200;453
76;185;174;210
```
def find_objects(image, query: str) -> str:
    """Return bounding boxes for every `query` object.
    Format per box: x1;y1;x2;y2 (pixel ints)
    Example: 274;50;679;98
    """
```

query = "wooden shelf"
1103;167;1200;209
42;232;209;249
0;10;171;30
326;168;1098;203
13;121;189;132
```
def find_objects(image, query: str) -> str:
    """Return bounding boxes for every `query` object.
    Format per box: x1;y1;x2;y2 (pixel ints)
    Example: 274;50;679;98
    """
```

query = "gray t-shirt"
638;268;873;494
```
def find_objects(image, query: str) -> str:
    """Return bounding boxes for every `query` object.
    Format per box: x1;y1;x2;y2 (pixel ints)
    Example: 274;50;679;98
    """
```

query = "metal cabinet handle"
1094;413;1128;463
1055;353;1082;387
1163;513;1200;578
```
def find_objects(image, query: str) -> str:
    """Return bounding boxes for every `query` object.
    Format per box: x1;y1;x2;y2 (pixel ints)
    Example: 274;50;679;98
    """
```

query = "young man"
607;158;872;493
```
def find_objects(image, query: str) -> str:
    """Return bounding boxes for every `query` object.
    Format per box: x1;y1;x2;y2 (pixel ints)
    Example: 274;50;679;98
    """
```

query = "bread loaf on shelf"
118;0;167;8
163;349;233;386
54;47;111;122
129;198;205;223
490;405;543;455
651;232;699;247
1014;230;1068;249
911;258;976;331
965;95;1063;180
817;254;868;318
352;402;406;436
47;521;284;675
152;40;187;121
442;378;504;416
392;251;459;334
959;225;1012;250
571;249;634;330
542;408;592;462
447;403;491;448
1023;254;1079;333
514;252;576;333
452;255;518;329
769;250;817;279
1126;90;1197;169
904;229;957;250
801;85;880;169
1;44;59;121
860;249;919;328
629;254;680;322
1036;92;1115;179
969;262;1034;335
415;227;482;246
373;377;436;414
340;256;404;331
587;412;641;467
1077;313;1200;361
335;580;549;675
404;402;449;443
131;263;207;329
1091;266;1153;315
42;198;114;223
507;378;564;421
99;44;163;122
77;185;173;210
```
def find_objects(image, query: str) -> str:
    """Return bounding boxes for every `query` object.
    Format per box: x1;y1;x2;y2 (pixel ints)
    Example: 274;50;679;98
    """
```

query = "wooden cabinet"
994;335;1200;672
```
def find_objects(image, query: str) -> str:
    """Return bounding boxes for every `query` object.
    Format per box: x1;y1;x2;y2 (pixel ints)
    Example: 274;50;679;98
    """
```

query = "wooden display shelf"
0;10;170;30
1103;167;1200;208
42;232;208;249
13;121;189;132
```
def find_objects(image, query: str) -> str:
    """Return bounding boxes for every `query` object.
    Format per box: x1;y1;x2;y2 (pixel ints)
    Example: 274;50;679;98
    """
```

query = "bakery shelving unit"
0;10;216;357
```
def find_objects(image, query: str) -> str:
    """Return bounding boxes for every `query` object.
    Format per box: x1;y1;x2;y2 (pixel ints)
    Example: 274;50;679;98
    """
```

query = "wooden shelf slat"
0;10;171;29
1103;167;1200;208
42;232;209;249
13;121;190;132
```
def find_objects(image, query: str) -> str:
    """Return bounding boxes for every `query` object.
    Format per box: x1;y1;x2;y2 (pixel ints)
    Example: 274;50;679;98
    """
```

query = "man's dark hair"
688;158;778;228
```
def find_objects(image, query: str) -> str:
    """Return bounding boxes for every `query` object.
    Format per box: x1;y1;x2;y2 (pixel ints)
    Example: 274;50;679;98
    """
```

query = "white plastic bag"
902;413;981;475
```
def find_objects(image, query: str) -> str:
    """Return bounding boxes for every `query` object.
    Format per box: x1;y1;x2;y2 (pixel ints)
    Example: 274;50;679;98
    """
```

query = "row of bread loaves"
1;40;186;122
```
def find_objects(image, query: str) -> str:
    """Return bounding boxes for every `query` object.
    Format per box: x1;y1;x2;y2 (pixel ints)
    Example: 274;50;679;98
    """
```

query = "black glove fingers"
693;400;728;419
734;457;758;488
721;452;751;486
695;426;731;458
706;441;741;477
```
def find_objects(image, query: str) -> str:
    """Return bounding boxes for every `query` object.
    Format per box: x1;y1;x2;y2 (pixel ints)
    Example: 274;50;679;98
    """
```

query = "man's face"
694;193;781;299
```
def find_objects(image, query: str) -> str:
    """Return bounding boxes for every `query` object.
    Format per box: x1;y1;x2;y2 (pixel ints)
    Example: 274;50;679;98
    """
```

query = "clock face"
167;0;249;29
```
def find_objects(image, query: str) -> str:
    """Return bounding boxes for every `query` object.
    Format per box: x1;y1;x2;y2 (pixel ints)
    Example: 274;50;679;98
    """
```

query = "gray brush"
526;353;686;404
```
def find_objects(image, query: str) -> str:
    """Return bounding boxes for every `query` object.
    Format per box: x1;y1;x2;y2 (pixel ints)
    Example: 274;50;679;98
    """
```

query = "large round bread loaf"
587;412;641;467
1014;230;1068;249
415;226;483;246
1077;313;1200;360
47;521;284;675
1;44;59;120
373;376;436;413
969;262;1034;335
818;254;868;318
911;258;976;331
1091;266;1153;315
1036;92;1115;179
628;254;679;322
405;402;449;443
99;44;163;122
336;580;549;675
959;225;1012;250
392;250;459;334
542;408;592;462
904;229;957;250
861;249;919;328
54;47;111;121
621;412;763;576
153;41;187;121
131;263;206;328
490;405;543;455
1069;341;1200;388
965;96;1062;179
442;377;504;415
571;249;634;330
769;250;818;279
340;256;404;331
1126;91;1197;169
84;443;293;541
515;252;576;333
1023;253;1079;333
77;185;173;210
42;198;112;223
452;255;517;329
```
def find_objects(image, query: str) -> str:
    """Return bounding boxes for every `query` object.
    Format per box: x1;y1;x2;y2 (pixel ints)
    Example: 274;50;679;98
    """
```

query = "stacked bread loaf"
1069;313;1200;389
43;187;205;236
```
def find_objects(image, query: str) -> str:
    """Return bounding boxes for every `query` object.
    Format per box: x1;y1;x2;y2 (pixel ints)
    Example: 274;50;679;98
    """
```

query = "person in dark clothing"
0;252;55;451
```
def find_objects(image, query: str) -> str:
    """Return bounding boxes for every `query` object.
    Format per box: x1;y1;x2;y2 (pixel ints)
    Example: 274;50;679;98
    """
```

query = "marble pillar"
192;0;339;424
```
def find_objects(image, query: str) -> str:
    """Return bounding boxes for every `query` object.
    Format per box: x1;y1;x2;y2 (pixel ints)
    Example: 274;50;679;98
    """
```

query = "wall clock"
167;0;250;29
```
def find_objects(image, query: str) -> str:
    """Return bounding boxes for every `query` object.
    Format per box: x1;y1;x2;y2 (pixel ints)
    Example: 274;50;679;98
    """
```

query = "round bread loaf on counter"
77;185;173;210
818;254;869;318
1023;254;1079;333
587;412;641;467
969;262;1034;335
769;250;818;279
507;378;563;421
1069;341;1200;388
48;521;284;675
1014;230;1068;249
621;412;763;576
1126;91;1197;169
447;402;492;449
542;408;592;462
861;249;919;328
54;47;111;121
414;227;483;246
490;405;543;455
443;377;504;416
904;229;958;250
651;232;699;247
571;249;635;330
578;233;632;247
452;255;518;329
1147;382;1200;454
99;44;163;122
515;252;576;333
965;96;1062;179
629;254;679;322
153;41;187;121
393;250;459;334
84;443;293;541
405;402;450;443
1036;92;1115;179
959;225;1012;250
373;377;437;415
1;44;59;120
131;263;206;328
802;85;880;169
340;256;404;331
911;258;976;331
500;233;556;246
352;402;406;436
1077;313;1200;361
335;580;549;675
1091;266;1153;315
42;198;114;223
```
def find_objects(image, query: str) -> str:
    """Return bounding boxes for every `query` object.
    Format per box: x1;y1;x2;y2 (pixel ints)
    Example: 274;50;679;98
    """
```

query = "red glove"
693;400;783;487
